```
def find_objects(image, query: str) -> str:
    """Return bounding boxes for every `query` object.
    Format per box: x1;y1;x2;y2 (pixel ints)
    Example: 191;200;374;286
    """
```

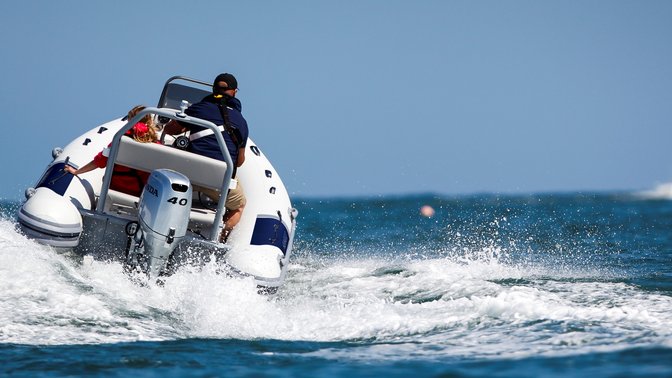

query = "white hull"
18;77;297;288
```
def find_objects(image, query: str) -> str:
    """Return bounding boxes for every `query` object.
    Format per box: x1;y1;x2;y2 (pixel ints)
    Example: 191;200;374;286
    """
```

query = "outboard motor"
129;169;192;278
18;187;83;248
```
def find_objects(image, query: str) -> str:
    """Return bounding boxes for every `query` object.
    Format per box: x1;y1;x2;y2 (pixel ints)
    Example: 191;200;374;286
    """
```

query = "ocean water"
1;192;671;377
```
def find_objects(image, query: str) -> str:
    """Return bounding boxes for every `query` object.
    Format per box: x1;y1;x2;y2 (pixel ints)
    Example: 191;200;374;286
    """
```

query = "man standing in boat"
164;73;249;242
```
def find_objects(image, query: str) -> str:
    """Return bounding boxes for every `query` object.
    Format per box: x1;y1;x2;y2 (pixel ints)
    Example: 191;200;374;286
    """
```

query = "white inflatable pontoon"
17;76;297;289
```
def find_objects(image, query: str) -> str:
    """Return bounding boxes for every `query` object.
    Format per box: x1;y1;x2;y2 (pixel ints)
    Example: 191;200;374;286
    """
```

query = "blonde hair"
127;105;158;143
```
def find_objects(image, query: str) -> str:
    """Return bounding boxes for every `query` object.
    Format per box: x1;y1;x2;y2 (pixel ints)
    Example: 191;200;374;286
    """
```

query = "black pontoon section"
36;163;74;196
250;216;290;255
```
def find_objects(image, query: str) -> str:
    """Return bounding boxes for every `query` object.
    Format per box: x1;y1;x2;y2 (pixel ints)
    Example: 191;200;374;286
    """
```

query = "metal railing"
96;107;234;242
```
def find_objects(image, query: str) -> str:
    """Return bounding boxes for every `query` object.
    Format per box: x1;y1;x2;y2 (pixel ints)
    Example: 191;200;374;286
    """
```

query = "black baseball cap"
213;73;238;94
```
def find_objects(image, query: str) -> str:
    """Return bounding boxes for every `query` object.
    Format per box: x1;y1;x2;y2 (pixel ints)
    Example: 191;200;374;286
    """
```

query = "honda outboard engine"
129;169;192;278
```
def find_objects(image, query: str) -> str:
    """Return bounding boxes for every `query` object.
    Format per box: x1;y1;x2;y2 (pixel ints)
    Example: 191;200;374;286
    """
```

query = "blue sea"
1;191;671;377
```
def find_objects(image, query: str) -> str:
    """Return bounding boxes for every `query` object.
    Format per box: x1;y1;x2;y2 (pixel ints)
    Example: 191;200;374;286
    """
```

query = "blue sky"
1;1;671;200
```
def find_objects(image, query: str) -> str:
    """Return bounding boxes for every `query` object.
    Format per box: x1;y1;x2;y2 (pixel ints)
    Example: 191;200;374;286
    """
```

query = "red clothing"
92;123;158;196
93;152;149;197
93;123;154;196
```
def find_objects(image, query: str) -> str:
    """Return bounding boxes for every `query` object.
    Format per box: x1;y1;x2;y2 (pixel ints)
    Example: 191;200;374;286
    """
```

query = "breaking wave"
2;213;670;360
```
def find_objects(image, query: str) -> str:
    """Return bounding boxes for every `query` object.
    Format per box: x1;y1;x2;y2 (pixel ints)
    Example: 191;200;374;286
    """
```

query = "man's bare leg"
220;205;244;243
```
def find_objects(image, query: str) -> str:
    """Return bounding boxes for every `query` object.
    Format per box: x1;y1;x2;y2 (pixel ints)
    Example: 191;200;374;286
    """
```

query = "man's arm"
236;147;245;167
163;120;186;135
160;120;187;144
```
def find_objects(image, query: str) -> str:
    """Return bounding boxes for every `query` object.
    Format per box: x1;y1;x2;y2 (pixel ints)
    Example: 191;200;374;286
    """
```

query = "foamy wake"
636;182;672;200
1;217;671;360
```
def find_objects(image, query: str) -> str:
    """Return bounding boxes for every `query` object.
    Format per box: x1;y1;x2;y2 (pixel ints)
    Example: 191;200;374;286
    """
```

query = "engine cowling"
137;169;192;277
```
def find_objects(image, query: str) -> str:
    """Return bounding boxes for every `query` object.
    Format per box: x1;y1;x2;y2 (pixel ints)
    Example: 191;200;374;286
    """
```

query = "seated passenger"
163;73;248;242
65;105;158;197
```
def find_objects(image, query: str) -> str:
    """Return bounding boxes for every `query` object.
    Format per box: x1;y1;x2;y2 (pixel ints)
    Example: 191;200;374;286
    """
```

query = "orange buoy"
420;205;435;217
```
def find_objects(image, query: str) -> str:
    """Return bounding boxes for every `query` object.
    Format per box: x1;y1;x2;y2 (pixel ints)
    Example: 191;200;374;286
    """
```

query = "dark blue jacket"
183;95;249;164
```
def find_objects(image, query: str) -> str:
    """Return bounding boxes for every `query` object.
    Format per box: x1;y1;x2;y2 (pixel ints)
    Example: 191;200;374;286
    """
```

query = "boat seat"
101;138;230;231
103;189;139;219
114;137;229;192
188;206;218;238
102;189;218;235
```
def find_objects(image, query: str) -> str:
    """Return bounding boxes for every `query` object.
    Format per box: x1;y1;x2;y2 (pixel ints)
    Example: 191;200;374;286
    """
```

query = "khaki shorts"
195;180;246;211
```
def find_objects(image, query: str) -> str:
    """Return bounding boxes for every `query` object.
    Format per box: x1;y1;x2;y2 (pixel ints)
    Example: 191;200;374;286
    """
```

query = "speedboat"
17;76;298;289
